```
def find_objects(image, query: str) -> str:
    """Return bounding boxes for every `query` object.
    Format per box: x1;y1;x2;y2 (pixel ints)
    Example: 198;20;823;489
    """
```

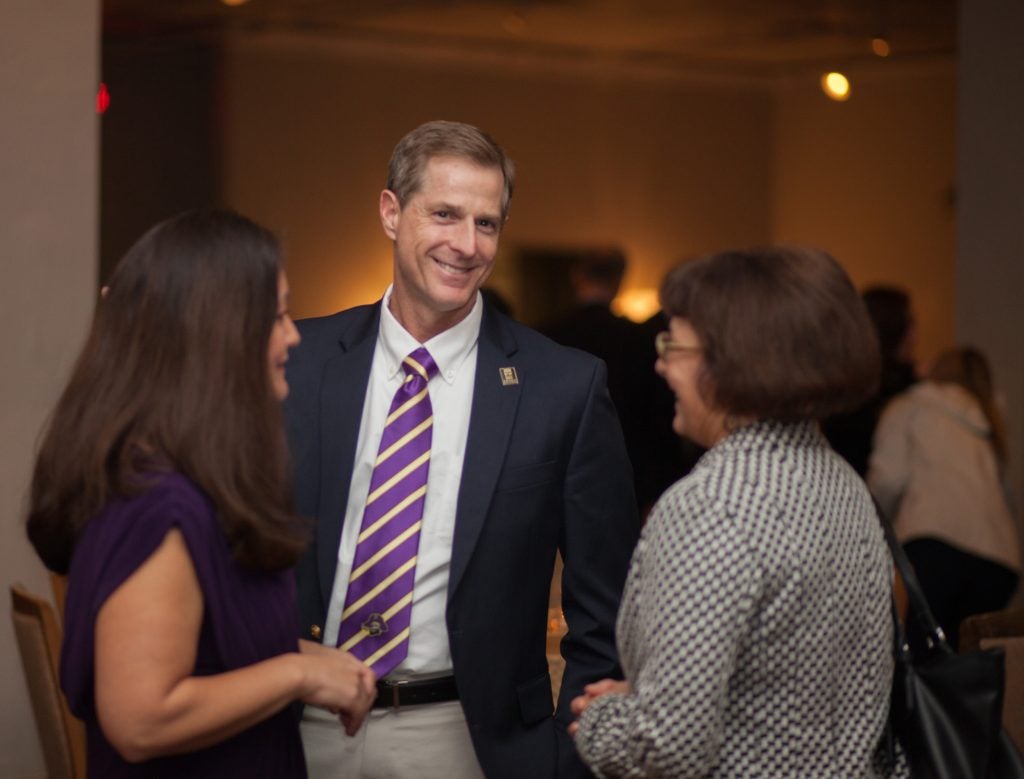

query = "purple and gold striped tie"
337;347;438;677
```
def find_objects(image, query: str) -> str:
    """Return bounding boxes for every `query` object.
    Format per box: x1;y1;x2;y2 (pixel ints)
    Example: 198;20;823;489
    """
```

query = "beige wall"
221;37;956;366
957;2;1024;517
221;35;774;320
1;3;99;778
772;63;957;369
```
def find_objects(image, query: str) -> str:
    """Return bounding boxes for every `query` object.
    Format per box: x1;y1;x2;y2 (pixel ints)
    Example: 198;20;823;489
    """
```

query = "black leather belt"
374;675;459;710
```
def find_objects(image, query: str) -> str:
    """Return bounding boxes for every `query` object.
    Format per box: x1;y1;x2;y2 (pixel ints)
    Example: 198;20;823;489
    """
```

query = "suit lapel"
449;306;521;597
315;304;380;610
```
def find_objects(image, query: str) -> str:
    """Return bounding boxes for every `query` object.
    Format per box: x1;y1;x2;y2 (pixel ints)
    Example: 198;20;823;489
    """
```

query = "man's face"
380;155;504;341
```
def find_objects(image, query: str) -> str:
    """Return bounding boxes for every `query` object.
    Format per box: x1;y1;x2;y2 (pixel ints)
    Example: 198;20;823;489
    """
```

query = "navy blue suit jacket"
285;301;638;778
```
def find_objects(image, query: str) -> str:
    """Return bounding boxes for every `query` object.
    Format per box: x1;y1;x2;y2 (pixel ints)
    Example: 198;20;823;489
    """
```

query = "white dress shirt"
321;287;481;676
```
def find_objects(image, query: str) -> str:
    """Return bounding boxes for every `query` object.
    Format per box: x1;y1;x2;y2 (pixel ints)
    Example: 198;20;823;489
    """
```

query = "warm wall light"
821;71;851;101
221;0;249;6
613;288;660;323
871;37;891;57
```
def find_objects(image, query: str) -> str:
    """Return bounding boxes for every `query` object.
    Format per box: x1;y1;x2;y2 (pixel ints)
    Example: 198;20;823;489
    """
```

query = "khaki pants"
302;700;486;779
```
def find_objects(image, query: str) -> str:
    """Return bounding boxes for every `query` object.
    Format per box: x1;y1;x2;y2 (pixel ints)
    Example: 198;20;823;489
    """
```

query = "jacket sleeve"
556;360;640;777
572;496;762;778
867;397;912;521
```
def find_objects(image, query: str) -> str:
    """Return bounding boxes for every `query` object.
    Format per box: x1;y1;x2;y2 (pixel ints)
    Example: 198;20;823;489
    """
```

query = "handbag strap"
872;497;951;651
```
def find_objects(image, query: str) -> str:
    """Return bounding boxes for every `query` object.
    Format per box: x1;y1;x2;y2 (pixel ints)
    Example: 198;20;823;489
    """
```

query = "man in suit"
541;248;635;413
285;120;638;779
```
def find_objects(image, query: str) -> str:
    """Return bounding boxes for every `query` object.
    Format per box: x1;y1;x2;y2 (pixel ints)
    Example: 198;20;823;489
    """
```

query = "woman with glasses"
26;210;376;777
570;247;904;777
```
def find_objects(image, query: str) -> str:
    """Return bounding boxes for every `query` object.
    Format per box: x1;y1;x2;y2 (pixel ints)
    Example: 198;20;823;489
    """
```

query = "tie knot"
402;347;438;383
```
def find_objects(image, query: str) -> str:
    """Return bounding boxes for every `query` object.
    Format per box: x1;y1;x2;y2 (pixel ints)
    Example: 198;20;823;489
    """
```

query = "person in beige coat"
869;346;1020;651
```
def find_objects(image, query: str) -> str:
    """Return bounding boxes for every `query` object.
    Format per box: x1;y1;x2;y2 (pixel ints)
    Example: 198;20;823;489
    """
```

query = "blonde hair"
928;346;1007;464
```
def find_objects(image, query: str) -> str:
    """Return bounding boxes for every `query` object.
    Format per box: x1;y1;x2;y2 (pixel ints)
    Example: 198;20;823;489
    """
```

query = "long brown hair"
27;210;306;573
928;346;1007;464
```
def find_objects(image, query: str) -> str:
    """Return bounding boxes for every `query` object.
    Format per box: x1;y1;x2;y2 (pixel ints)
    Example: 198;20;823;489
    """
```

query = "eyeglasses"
655;331;703;358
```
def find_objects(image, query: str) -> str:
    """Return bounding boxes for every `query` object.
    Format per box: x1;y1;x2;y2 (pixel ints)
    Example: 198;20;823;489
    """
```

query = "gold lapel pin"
499;366;519;386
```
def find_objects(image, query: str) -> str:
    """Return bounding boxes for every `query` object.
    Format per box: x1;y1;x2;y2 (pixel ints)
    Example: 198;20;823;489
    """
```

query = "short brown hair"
27;210;307;573
386;120;515;221
659;246;880;421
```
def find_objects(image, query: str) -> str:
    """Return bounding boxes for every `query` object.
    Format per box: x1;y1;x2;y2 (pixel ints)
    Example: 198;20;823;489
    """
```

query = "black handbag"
877;507;1024;778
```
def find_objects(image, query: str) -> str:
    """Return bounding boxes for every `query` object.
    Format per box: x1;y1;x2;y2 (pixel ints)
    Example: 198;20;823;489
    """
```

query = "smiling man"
285;120;638;779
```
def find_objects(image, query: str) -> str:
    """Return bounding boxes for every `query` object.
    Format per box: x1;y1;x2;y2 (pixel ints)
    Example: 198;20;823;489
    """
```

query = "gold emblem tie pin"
361;613;389;637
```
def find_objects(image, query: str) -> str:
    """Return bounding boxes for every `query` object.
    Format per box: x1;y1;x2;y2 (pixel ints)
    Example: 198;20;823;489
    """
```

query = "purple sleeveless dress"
60;472;306;777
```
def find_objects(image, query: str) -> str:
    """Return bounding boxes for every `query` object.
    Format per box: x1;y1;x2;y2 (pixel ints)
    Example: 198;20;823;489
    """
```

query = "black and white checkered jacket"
575;420;905;778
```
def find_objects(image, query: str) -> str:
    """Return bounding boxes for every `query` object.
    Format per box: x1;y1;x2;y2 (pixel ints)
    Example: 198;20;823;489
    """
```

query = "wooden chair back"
961;607;1024;752
10;585;86;779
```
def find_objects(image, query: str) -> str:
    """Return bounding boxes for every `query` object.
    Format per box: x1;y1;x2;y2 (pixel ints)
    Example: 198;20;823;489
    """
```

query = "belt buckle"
384;678;409;710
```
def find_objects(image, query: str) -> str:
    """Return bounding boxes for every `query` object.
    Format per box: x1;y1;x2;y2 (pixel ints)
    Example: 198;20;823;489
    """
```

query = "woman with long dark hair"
27;210;375;777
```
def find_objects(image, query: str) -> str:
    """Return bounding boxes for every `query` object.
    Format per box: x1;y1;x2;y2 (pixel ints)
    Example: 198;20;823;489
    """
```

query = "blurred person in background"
824;285;918;476
543;250;698;518
542;248;636;418
869;345;1019;652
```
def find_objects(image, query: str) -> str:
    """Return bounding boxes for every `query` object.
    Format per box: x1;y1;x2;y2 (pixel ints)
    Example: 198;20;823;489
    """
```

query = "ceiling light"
871;37;891;57
821;72;851;102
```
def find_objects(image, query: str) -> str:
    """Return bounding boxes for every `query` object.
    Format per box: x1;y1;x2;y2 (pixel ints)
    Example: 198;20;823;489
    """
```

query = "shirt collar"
379;285;482;386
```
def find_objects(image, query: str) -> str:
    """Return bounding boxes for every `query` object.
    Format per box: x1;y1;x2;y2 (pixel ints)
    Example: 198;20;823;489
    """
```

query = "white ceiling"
103;0;957;79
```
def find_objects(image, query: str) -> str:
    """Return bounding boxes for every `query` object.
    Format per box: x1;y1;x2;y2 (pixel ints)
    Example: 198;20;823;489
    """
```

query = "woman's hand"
297;640;377;735
568;678;631;736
